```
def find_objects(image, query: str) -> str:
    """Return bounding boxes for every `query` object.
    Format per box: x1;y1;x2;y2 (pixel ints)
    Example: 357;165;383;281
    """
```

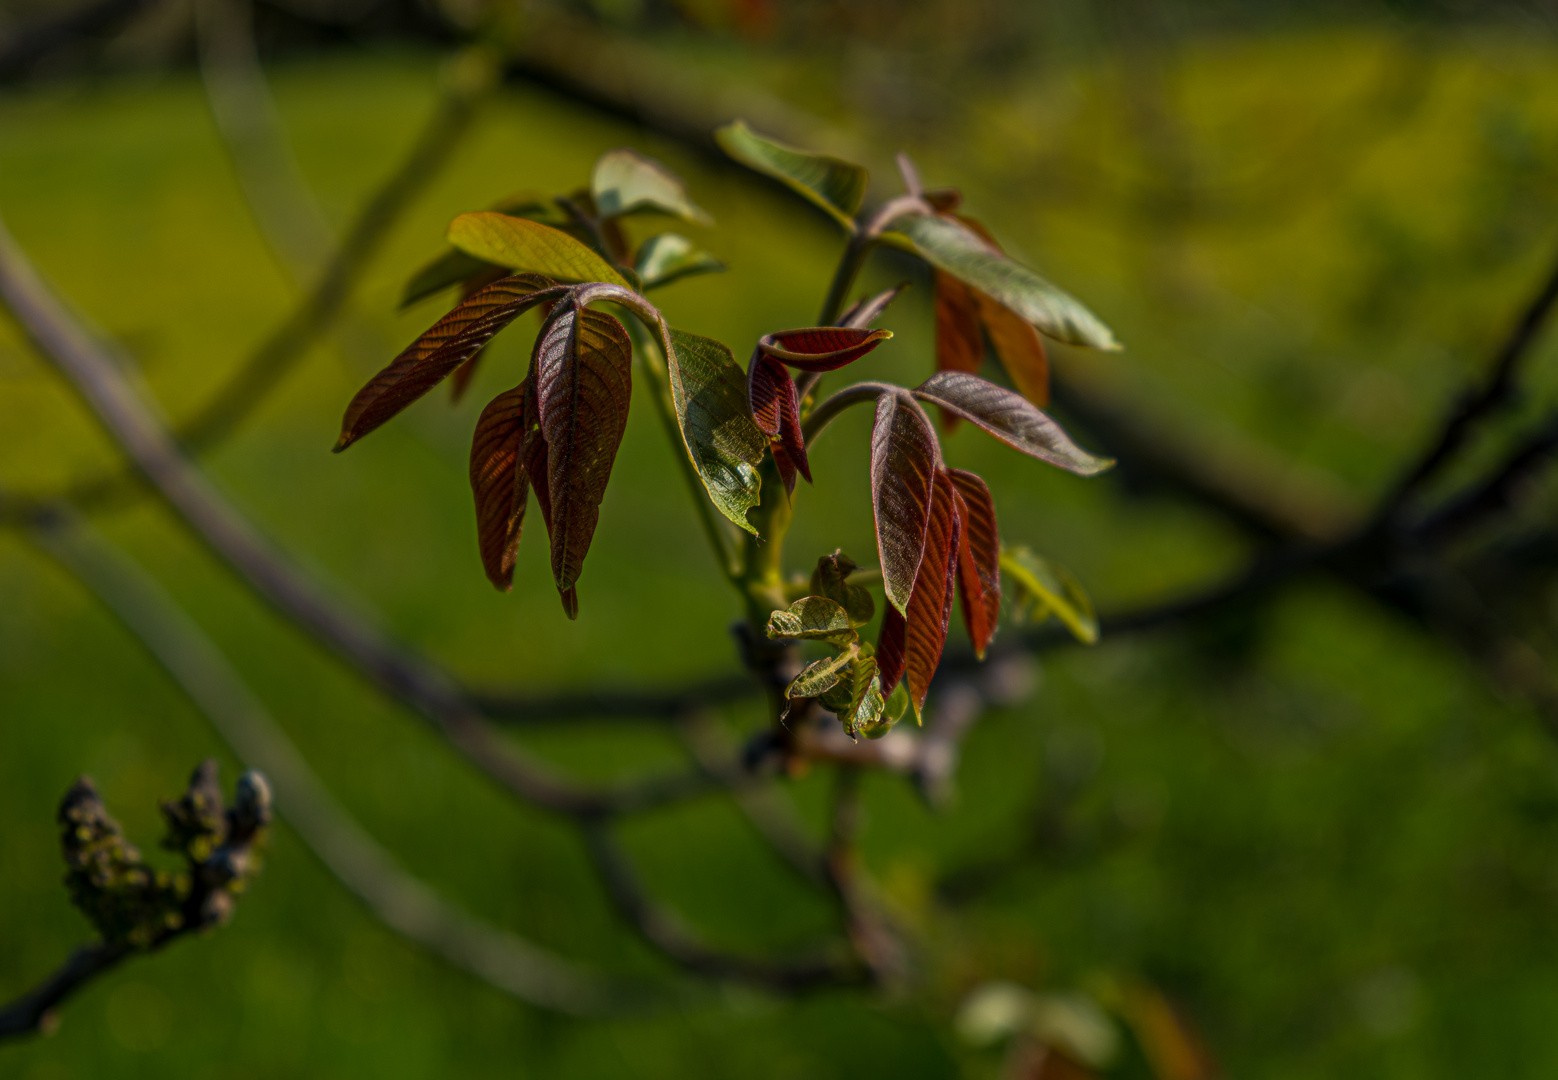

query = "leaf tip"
560;587;579;620
332;434;354;453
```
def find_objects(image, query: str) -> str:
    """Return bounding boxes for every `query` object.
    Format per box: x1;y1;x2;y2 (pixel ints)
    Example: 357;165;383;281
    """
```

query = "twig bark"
23;507;644;1016
0;943;130;1040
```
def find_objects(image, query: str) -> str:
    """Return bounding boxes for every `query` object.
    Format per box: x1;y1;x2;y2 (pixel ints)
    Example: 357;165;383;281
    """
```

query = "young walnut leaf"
591;149;713;226
935;271;984;376
748;353;809;493
783;647;861;720
818;645;884;737
913;371;1113;477
336;273;563;451
974;289;1050;408
1001;546;1099;644
634;233;725;291
400;193;564;309
715;120;868;231
893;212;1120;351
810;551;875;628
756;327;893;371
871;390;941;616
448;264;517;403
766;596;858;647
876;468;962;720
533;301;634;618
468;383;533;590
448;212;633;290
665;328;768;534
947;467;1001;658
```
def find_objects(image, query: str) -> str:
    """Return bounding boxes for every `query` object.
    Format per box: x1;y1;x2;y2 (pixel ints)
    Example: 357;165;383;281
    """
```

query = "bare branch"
0;943;130;1040
0;54;490;527
23;506;646;1016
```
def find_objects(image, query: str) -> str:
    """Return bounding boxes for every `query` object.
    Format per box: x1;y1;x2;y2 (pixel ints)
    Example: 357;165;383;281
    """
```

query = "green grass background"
4;23;1558;1077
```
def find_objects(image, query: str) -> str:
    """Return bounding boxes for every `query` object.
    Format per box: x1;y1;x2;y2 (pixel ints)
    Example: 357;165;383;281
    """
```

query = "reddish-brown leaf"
520;381;551;534
468;383;533;591
533;299;634;617
448;265;516;403
757;327;892;372
877;604;907;700
877;468;961;718
336;273;562;451
913;371;1113;476
871;390;941;616
934;271;984;376
975;289;1050;406
946;467;1001;658
748;352;811;493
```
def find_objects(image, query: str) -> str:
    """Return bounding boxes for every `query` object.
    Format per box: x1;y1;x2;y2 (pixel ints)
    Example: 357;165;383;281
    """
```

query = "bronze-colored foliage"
756;326;892;371
934;270;984;377
870;390;940;616
878;468;961;719
468;382;533;591
947;467;1001;658
336;273;561;451
448;264;517;402
975;289;1050;407
748;353;810;493
533;300;634;618
913;371;1113;476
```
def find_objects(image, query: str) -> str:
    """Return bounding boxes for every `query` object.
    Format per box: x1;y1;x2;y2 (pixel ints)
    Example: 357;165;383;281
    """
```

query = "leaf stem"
802;382;895;448
627;321;743;585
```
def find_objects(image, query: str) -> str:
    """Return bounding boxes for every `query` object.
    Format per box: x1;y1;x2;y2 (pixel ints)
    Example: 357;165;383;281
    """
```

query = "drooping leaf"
747;352;810;493
520;381;552;534
665;328;768;534
757;327;893;372
893;212;1120;350
896;468;962;720
946;467;1001;658
533;300;634;617
784;646;861;717
935;271;984;376
591;149;713;226
635;233;725;291
714;120;868;230
974;289;1050;407
870;390;941;615
766;596;858;647
810;551;875;628
336;274;563;451
468;383;533;591
448;212;633;290
1001;545;1099;645
913;371;1113;477
837;282;910;330
448;264;517;402
818;644;883;736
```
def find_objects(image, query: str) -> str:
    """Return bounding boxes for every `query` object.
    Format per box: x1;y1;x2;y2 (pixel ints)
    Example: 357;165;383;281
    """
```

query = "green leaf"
448;212;633;291
859;678;907;740
635;233;725;291
592;149;713;226
1000;545;1099;644
715;120;868;231
809;551;875;628
767;596;858;647
786;647;860;704
891;213;1120;350
664;328;768;535
819;645;885;737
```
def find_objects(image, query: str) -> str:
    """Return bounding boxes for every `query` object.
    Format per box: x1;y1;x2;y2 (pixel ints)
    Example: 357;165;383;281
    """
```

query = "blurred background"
4;0;1558;1076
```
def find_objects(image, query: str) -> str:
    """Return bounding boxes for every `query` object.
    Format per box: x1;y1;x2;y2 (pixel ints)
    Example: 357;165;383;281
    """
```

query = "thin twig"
22;506;645;1016
0;943;130;1040
0;54;490;527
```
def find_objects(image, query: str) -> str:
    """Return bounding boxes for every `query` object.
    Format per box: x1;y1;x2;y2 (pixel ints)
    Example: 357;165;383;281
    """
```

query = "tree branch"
22;506;645;1016
0;943;130;1040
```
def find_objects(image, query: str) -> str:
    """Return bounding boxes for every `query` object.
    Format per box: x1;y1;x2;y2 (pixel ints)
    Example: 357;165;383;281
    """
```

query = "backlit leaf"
468;383;533;591
766;596;858;647
665;328;768;534
635;233;725;291
975;289;1050;407
871;390;941;615
1001;545;1098;645
757;327;893;372
819;645;883;737
448;212;633;290
533;300;634;617
715;120;868;230
935;271;984;376
448;264;516;402
893;212;1120;350
879;468;961;720
913;371;1113;477
336;273;563;451
947;467;1001;658
785;647;860;712
810;551;875;628
591;149;713;226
